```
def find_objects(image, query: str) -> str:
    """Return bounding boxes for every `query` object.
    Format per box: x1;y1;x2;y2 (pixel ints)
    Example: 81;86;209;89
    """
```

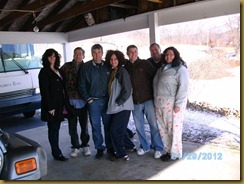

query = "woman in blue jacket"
106;50;135;161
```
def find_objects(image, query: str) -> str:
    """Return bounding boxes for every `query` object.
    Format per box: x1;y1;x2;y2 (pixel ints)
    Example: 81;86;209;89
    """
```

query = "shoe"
54;155;68;161
110;155;129;161
154;151;162;159
70;148;80;157
137;148;150;156
126;146;136;152
160;152;171;161
107;149;116;156
95;149;104;159
83;147;91;156
122;155;130;161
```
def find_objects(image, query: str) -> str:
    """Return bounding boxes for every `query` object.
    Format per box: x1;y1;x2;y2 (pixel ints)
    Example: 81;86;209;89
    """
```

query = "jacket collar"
92;60;104;66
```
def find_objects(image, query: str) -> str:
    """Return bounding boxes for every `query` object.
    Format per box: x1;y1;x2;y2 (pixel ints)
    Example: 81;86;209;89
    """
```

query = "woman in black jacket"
38;48;70;161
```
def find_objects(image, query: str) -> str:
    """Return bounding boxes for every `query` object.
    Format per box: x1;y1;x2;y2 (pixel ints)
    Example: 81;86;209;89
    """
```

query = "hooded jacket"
107;66;134;114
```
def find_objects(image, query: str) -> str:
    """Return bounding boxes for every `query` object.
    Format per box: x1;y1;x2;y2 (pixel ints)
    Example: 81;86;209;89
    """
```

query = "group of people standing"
38;42;189;162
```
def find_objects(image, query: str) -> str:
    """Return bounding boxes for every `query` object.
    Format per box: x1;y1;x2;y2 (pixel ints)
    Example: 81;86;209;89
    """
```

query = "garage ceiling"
0;0;204;33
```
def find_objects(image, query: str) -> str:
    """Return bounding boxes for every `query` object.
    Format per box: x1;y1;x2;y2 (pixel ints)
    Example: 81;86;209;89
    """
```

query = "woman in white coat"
153;46;189;161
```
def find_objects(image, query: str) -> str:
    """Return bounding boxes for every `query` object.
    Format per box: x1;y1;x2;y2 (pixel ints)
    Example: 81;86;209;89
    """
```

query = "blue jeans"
88;98;112;151
132;100;164;151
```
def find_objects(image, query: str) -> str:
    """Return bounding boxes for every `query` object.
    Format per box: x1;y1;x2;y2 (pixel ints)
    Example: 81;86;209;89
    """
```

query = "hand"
173;107;180;113
49;109;55;116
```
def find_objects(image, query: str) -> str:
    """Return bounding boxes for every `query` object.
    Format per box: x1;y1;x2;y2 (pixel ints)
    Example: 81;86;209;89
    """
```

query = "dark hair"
91;44;103;53
41;48;60;69
162;46;182;67
74;47;85;55
105;50;125;68
126;45;137;53
149;43;161;50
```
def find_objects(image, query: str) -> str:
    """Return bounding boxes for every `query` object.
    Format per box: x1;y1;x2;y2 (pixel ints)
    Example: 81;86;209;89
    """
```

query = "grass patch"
188;48;239;80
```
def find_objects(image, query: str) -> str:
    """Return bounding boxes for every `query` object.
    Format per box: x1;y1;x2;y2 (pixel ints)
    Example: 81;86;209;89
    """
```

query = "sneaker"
95;149;104;159
123;155;130;161
83;146;91;156
110;155;129;161
137;148;150;156
70;148;80;157
154;151;162;159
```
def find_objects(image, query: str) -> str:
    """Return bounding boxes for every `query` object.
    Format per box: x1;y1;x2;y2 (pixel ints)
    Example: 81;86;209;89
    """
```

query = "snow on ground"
128;109;240;151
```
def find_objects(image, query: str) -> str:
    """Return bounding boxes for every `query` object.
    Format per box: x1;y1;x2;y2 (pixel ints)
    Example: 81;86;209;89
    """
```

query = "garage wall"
0;32;67;44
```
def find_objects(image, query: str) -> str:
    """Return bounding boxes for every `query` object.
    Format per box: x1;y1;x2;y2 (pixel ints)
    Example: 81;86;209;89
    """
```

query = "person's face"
110;54;118;68
48;53;56;65
150;44;161;61
92;48;103;63
165;50;175;63
127;47;138;63
73;49;84;63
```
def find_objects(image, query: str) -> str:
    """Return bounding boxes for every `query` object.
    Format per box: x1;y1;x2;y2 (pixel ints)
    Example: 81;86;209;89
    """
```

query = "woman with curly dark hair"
106;50;135;161
39;48;70;161
153;46;189;161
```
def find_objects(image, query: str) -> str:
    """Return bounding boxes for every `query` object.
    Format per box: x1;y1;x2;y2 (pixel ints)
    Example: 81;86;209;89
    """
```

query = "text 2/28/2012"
182;152;222;160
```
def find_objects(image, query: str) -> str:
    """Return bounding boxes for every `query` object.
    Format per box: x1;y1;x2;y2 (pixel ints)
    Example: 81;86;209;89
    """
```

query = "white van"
0;44;41;119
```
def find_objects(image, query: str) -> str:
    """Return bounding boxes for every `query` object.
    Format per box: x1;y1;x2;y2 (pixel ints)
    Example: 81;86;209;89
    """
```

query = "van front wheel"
23;111;36;118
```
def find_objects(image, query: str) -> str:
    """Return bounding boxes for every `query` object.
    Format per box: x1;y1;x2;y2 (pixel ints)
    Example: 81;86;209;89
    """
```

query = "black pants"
68;104;90;149
47;116;62;158
110;110;135;157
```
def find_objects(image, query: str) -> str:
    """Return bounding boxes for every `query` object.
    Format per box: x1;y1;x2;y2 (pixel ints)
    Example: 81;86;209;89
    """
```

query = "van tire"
23;111;36;118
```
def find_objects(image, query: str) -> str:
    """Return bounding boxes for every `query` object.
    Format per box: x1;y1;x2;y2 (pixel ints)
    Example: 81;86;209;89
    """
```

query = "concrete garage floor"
18;121;240;180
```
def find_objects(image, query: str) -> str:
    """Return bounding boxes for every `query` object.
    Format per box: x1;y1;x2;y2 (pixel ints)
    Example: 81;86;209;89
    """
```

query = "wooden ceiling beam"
109;3;138;9
0;0;8;10
148;0;163;4
0;0;58;27
38;0;69;31
138;0;149;13
36;0;125;29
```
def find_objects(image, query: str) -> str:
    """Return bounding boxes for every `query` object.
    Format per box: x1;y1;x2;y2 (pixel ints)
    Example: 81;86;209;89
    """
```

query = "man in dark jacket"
124;45;164;159
61;47;91;158
147;43;164;70
78;44;112;159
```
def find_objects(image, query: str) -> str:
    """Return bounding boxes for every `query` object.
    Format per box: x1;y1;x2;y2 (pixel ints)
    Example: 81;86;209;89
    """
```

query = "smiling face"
150;44;161;61
165;49;175;63
48;53;56;66
73;49;84;63
92;48;103;63
110;54;119;68
127;47;138;63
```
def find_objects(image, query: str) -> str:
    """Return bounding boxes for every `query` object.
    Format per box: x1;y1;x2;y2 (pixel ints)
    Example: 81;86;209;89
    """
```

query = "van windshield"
0;44;42;73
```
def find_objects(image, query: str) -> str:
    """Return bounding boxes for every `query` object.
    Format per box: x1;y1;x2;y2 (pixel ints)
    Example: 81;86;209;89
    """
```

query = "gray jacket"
153;64;189;108
107;67;134;114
